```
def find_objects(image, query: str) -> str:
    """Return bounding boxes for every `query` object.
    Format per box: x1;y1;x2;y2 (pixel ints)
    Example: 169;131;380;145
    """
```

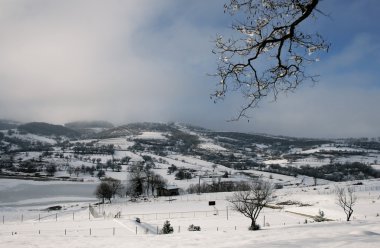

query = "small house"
156;185;180;197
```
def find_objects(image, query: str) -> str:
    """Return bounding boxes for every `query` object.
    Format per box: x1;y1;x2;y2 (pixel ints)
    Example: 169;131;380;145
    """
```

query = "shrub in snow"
314;209;327;222
248;224;260;231
161;220;174;234
274;183;283;189
188;224;201;231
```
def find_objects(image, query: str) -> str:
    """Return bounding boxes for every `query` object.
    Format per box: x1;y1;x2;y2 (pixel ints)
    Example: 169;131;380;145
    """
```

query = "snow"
2;128;380;247
199;142;227;151
98;138;134;150
300;146;365;154
135;132;167;140
1;180;380;247
113;150;142;162
255;144;269;149
10;133;57;145
0;220;379;248
264;159;288;165
14;152;43;161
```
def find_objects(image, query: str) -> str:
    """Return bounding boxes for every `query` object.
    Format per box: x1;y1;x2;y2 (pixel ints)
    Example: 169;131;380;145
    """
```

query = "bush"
175;169;192;180
161;220;173;234
188;224;201;231
274;183;283;189
248;224;260;231
314;209;327;222
97;170;106;179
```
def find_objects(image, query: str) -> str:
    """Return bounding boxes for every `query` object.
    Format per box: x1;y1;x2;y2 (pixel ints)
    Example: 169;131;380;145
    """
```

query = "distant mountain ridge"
18;122;79;138
64;121;114;129
0;119;20;130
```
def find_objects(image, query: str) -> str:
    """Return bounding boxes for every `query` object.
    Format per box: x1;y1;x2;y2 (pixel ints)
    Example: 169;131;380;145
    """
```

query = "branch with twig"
212;0;329;120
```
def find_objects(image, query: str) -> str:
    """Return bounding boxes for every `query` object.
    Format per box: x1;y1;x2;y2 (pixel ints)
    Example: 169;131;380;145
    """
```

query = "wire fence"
0;220;315;237
316;185;380;195
0;205;315;238
0;226;235;237
2;185;379;238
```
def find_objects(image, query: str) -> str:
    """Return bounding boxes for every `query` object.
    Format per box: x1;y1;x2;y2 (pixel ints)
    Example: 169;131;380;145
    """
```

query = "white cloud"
0;0;379;138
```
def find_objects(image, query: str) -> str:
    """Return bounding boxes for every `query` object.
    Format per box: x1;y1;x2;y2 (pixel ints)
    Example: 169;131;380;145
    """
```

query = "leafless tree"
335;186;357;221
150;173;168;196
95;177;123;203
228;180;274;230
212;0;330;119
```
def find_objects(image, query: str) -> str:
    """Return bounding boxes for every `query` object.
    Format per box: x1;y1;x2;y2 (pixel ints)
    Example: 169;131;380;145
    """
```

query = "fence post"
157;226;158;234
226;206;228;220
178;226;180;233
113;227;115;236
65;229;66;236
90;228;92;236
263;215;265;227
2;215;4;224
39;230;40;235
136;226;137;235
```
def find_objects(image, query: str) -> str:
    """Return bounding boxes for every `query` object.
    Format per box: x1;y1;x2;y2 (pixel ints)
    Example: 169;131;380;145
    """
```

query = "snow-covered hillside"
1;122;380;247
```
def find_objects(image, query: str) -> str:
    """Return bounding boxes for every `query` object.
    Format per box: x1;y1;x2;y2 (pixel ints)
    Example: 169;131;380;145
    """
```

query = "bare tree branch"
228;180;273;230
335;185;357;221
212;0;330;120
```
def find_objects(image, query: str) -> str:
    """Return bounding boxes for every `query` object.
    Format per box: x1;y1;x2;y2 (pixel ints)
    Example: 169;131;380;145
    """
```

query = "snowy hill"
64;121;114;136
1;121;379;184
1;121;380;247
18;122;79;138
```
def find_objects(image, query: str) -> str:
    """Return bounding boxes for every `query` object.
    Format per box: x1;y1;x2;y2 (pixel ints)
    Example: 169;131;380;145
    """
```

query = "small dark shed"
157;185;180;197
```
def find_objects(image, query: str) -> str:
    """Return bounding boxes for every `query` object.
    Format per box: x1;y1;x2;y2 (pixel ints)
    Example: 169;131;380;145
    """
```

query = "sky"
0;0;379;138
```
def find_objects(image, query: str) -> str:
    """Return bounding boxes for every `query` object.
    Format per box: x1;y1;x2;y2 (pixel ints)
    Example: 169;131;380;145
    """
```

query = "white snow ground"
1;180;380;247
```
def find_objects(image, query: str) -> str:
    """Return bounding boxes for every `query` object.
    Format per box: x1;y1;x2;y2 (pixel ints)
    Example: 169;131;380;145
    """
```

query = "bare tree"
95;177;122;203
335;186;357;221
150;173;168;196
212;0;329;119
228;180;274;230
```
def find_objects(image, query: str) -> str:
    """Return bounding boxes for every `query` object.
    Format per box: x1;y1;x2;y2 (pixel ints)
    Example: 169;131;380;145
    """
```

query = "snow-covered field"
1;220;380;248
98;138;134;150
2;124;380;247
199;142;227;151
135;132;168;140
1;179;380;247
